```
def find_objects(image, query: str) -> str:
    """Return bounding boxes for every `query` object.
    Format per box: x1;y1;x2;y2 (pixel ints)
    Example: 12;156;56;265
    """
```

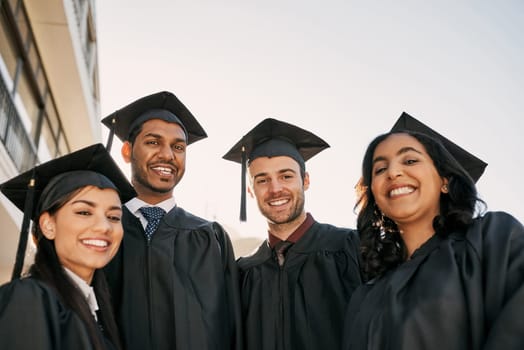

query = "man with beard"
102;91;242;350
223;118;362;350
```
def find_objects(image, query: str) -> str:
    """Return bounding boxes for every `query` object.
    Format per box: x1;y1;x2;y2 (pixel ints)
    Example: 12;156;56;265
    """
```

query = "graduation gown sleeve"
479;212;524;349
0;278;94;350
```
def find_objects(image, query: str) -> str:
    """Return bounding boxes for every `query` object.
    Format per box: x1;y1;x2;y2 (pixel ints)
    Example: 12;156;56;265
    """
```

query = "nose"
386;163;402;179
92;214;113;234
268;179;283;193
158;143;174;161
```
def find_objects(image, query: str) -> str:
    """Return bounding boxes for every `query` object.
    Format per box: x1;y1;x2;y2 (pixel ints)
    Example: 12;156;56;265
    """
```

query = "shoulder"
237;241;272;270
0;277;66;318
176;207;231;236
164;207;234;247
164;206;216;229
469;211;523;238
465;211;524;255
308;221;360;249
312;221;358;236
0;277;52;300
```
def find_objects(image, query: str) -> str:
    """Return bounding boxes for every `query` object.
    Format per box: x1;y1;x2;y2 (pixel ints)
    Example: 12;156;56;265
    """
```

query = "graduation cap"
102;91;207;151
392;112;487;182
0;143;135;281
223;118;330;221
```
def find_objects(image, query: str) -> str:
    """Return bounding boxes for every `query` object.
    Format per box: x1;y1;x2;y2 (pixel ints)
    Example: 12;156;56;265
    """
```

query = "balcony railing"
0;74;37;172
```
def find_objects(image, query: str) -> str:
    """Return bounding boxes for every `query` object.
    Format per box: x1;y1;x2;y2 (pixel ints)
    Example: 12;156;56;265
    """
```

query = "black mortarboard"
102;91;207;151
223;118;330;221
392;112;487;182
0;143;135;280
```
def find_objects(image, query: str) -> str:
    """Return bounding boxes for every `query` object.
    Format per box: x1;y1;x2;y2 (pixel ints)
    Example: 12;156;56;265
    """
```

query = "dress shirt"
125;197;177;230
64;267;99;321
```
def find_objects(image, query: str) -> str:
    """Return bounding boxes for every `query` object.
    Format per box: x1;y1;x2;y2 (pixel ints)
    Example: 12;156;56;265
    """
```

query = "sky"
95;1;524;250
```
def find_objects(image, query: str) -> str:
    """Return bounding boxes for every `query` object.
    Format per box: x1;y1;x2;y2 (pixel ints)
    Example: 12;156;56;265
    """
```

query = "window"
0;9;18;81
0;0;70;171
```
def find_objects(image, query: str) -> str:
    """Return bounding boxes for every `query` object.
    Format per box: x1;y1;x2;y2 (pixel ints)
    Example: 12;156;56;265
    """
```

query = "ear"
441;178;449;194
247;185;255;199
303;172;310;191
39;212;56;240
121;141;132;163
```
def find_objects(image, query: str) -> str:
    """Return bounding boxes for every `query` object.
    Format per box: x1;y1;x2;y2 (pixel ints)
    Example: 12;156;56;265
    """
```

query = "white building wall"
0;0;100;283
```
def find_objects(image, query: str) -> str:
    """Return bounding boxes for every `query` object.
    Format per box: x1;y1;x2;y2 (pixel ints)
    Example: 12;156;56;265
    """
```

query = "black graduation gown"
0;277;112;349
104;206;242;350
238;221;362;350
343;211;524;350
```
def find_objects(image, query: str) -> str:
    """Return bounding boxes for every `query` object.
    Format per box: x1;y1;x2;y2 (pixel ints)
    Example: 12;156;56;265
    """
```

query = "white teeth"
82;239;108;247
153;166;173;175
390;186;414;197
269;199;289;206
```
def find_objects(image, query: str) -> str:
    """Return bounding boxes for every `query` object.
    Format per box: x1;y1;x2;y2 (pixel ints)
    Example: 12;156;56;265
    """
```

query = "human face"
370;133;447;232
248;156;309;226
39;186;123;284
122;119;186;203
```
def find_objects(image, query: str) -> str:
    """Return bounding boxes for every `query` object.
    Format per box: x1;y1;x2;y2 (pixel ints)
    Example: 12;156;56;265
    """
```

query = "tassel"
105;117;116;152
11;174;36;280
240;146;247;222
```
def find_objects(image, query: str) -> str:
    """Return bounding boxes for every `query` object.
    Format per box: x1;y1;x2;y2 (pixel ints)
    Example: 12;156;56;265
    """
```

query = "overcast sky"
95;1;524;246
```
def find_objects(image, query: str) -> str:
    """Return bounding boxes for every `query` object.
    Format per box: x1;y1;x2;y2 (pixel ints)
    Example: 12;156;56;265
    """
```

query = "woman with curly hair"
0;144;134;350
343;116;524;349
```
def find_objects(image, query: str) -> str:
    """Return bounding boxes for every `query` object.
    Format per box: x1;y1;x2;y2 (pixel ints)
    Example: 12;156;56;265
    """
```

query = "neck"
268;211;307;241
137;193;171;205
135;185;173;204
132;180;174;205
64;266;94;285
397;221;435;257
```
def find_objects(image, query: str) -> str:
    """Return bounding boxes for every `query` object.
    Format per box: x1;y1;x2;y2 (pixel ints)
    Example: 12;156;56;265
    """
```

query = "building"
0;0;100;283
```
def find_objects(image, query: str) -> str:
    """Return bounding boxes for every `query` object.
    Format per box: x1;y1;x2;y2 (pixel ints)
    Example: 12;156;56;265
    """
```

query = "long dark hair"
28;189;122;350
355;131;485;281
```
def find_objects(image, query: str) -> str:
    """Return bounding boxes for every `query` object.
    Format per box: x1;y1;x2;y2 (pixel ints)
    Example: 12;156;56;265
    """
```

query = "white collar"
126;196;176;215
64;267;99;321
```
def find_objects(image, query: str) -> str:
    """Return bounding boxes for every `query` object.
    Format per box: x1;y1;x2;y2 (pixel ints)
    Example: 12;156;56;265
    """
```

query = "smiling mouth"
268;198;290;206
389;186;415;198
82;239;109;248
151;166;174;176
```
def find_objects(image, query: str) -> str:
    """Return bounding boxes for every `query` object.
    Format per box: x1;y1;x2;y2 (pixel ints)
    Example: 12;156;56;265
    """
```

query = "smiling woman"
38;186;124;284
343;116;524;350
370;133;448;256
0;144;135;350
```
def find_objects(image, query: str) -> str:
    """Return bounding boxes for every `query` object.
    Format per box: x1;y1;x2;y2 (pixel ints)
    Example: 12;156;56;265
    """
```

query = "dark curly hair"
354;130;485;281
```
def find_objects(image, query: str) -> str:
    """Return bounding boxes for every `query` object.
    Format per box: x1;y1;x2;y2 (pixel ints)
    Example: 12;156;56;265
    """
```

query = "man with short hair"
103;91;242;350
223;118;362;350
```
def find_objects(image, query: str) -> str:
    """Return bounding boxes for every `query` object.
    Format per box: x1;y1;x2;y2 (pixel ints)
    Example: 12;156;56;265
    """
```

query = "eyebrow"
144;132;186;143
71;199;122;211
373;146;423;164
253;168;297;179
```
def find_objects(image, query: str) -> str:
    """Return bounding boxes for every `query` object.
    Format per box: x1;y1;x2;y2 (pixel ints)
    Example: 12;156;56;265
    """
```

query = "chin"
151;182;176;193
